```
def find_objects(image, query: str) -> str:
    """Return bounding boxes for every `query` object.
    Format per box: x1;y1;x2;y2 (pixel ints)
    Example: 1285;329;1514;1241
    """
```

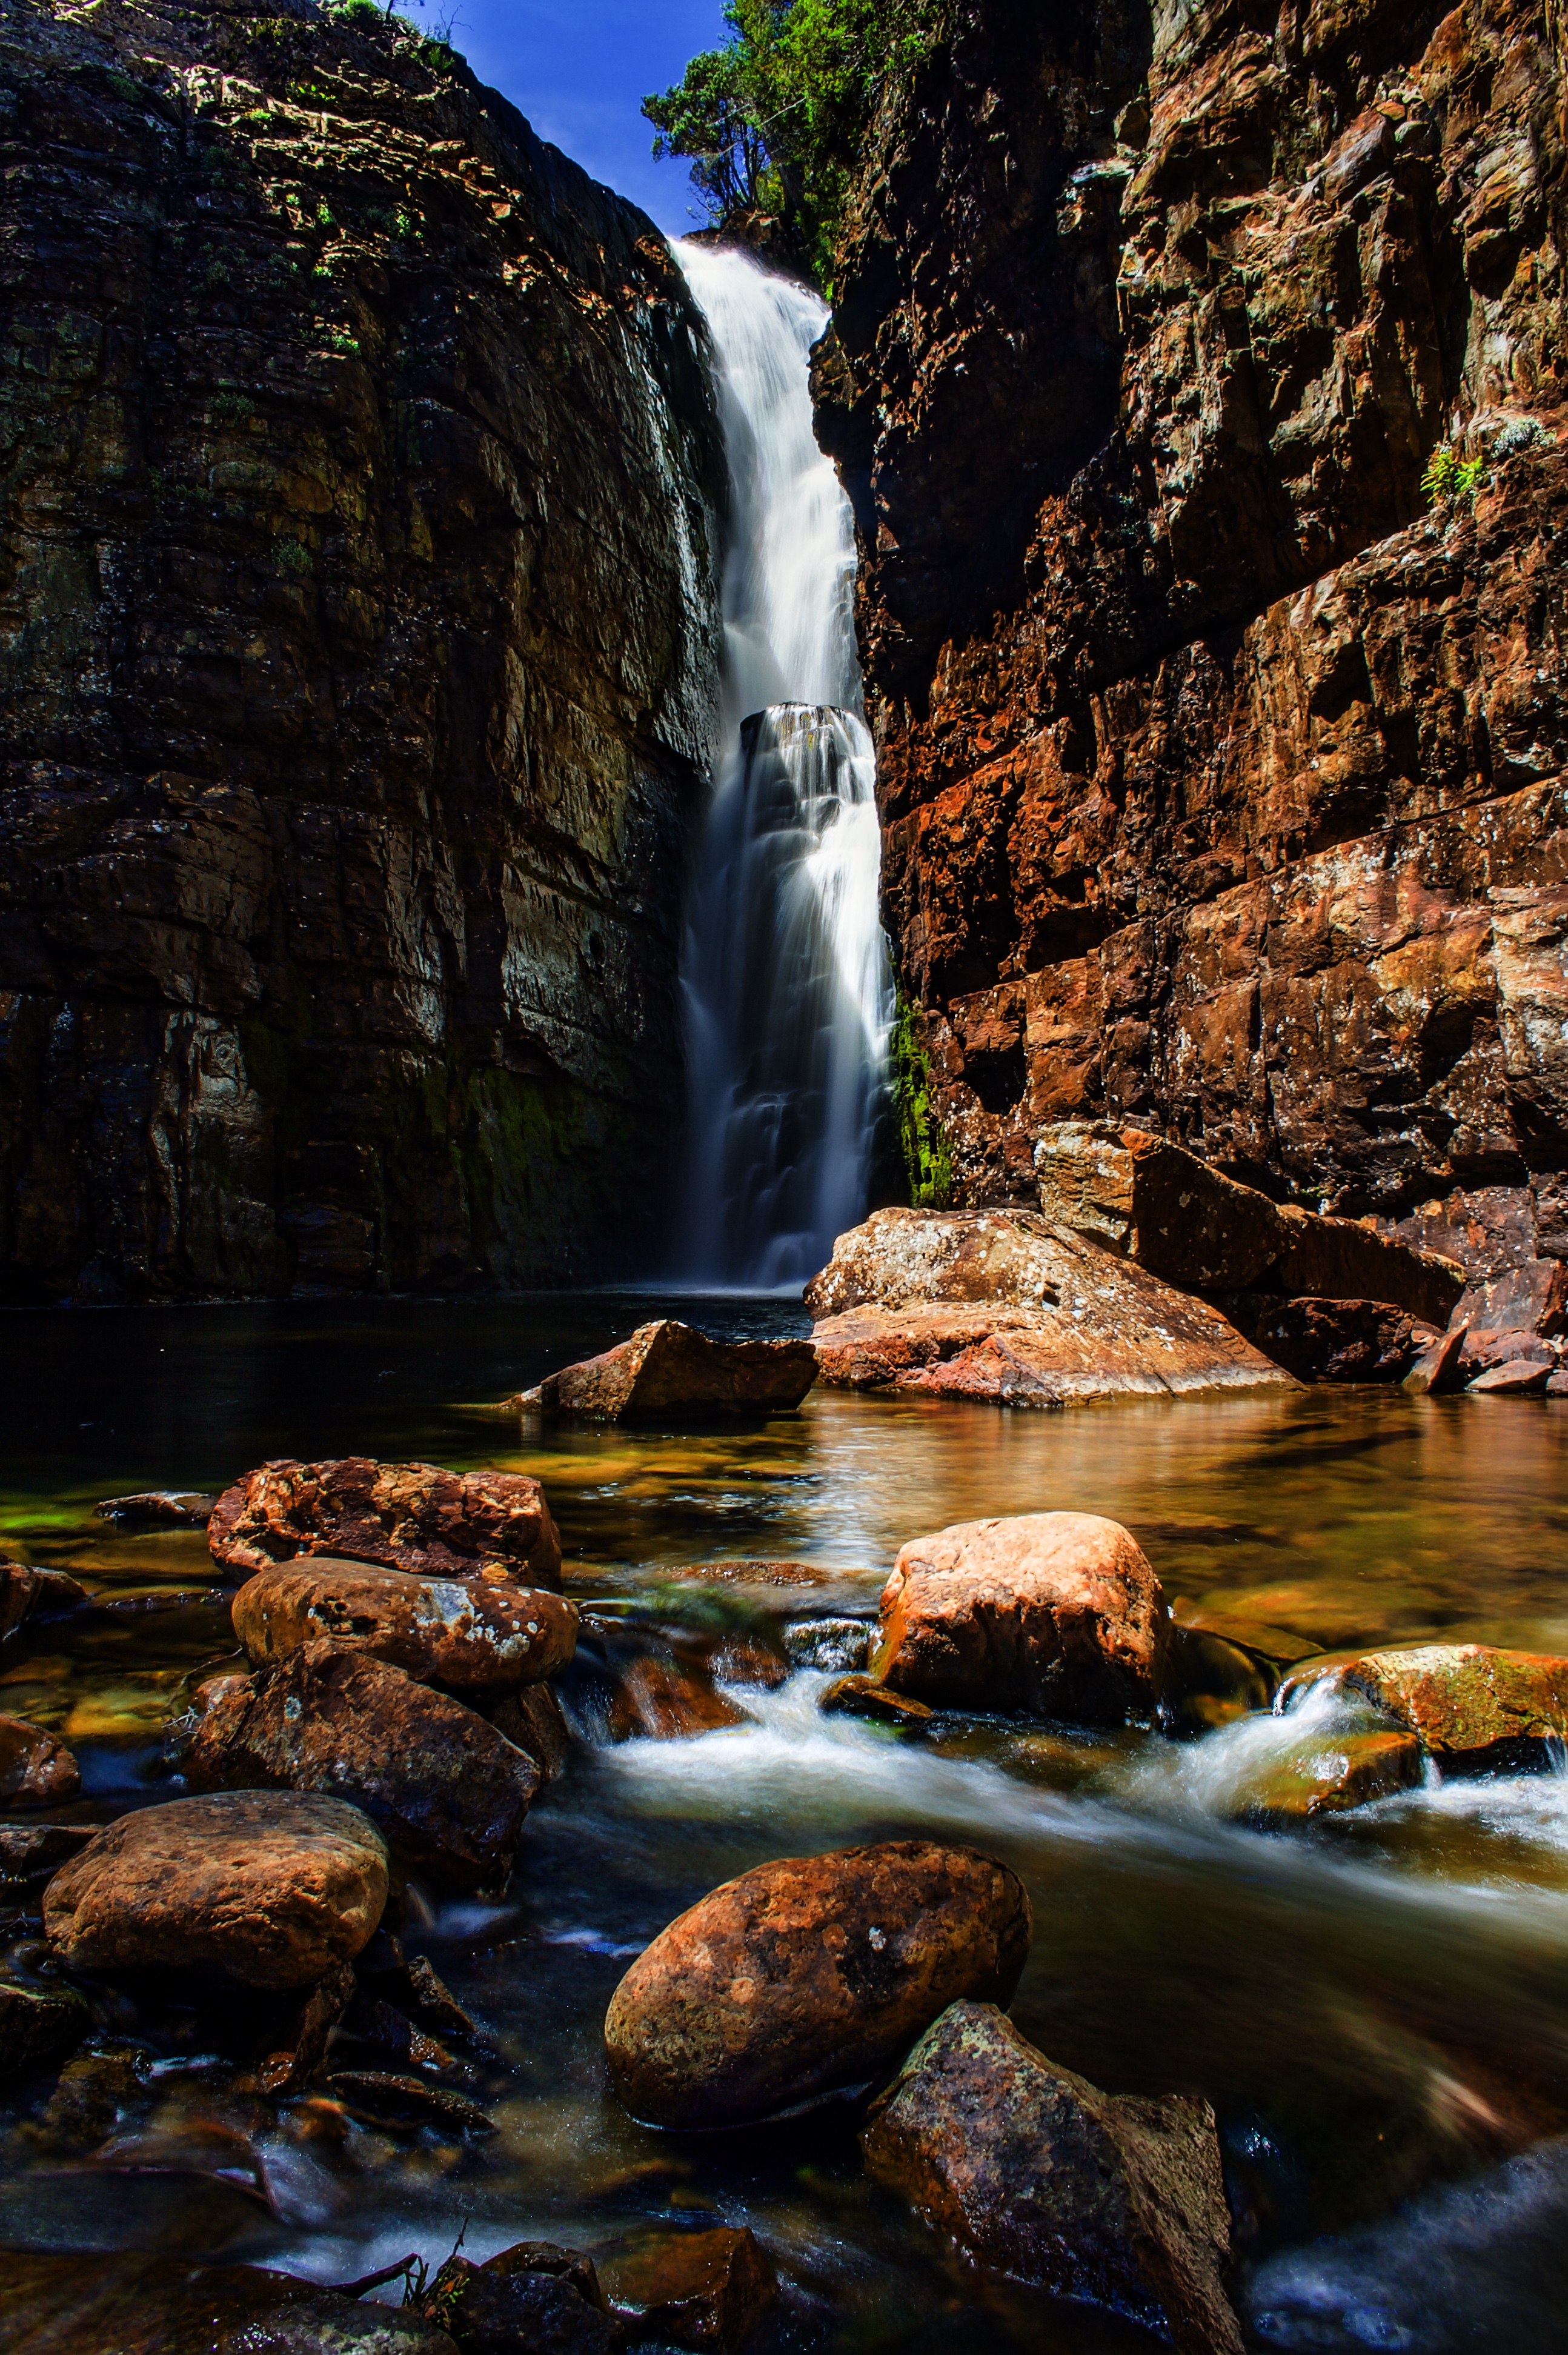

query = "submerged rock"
0;1713;80;1806
600;2225;777;2351
874;1512;1171;1723
420;2242;615;2355
785;1617;872;1671
819;1673;935;1727
1;2250;457;2353
1231;1729;1424;1830
0;1562;88;1642
42;1790;388;1988
807;1208;1293;1404
185;1641;539;1890
522;1319;817;1420
93;1490;216;1528
231;1559;577;1690
605;1654;748;1740
209;1457;562;1589
863;2000;1242;2355
1287;1645;1568;1773
603;1839;1031;2128
0;1971;90;2087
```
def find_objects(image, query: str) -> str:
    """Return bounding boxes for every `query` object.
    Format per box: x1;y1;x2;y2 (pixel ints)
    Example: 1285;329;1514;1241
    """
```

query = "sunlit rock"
43;1791;388;1989
604;1840;1031;2128
874;1512;1171;1723
862;2000;1243;2355
1231;1730;1424;1830
231;1558;577;1691
1283;1644;1568;1773
209;1457;562;1590
519;1320;817;1421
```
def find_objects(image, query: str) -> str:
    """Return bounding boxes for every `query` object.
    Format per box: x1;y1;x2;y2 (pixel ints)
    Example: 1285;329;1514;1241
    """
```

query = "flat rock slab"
522;1319;817;1420
1286;1644;1568;1773
209;1457;562;1588
1230;1729;1424;1830
604;1839;1031;2128
1;2250;457;2353
1;1561;88;1642
875;1512;1171;1724
185;1641;539;1890
863;2000;1242;2355
231;1559;577;1690
806;1210;1295;1404
0;1713;80;1805
43;1790;388;1989
94;1490;216;1528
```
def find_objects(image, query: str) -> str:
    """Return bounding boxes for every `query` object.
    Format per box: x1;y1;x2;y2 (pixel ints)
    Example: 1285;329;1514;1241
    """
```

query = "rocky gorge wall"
816;0;1568;1276
0;0;722;1299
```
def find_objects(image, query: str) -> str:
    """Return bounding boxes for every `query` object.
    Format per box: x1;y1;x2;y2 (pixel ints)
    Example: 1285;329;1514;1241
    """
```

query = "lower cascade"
676;242;892;1287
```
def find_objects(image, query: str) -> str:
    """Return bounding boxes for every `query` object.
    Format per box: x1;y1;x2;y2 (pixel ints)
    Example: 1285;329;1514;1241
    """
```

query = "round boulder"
231;1559;577;1690
603;1839;1031;2128
44;1790;388;1988
875;1512;1170;1722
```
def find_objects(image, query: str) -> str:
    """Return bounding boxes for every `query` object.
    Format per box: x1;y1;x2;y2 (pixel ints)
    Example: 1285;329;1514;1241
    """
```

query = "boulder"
42;1790;388;1988
93;1490;216;1528
603;1839;1031;2128
419;2242;614;2355
1;2251;457;2354
0;1971;90;2085
1461;1325;1559;1375
0;1562;88;1642
600;2226;777;2352
208;1457;562;1588
231;1559;577;1691
1452;1256;1568;1348
1402;1325;1467;1393
820;1674;935;1727
1229;1730;1424;1830
184;1641;539;1890
874;1513;1171;1724
606;1655;748;1740
784;1617;871;1672
1250;1298;1427;1382
521;1320;817;1421
0;1820;95;1880
0;1713;80;1805
1031;1121;1463;1323
1283;1645;1568;1773
1468;1357;1553;1394
862;2000;1242;2355
490;1680;573;1781
807;1210;1294;1404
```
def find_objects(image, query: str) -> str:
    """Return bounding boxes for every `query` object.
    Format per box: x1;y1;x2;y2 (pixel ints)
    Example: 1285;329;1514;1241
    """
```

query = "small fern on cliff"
892;999;953;1210
1422;444;1489;508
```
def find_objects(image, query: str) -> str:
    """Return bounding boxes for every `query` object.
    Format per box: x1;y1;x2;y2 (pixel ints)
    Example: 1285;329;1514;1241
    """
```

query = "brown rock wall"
0;0;722;1299
820;0;1568;1228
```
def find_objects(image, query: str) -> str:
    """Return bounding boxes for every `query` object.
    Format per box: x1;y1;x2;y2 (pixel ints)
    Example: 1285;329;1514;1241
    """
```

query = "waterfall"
676;240;892;1288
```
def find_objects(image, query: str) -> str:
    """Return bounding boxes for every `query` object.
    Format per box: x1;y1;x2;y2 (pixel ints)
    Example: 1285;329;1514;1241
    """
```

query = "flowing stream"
675;244;892;1286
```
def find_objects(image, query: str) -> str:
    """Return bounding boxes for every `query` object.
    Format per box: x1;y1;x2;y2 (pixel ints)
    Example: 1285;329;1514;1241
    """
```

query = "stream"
3;1297;1568;2351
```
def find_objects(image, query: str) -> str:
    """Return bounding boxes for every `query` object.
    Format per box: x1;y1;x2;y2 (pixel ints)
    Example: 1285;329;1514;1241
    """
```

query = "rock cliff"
0;0;722;1298
817;0;1568;1272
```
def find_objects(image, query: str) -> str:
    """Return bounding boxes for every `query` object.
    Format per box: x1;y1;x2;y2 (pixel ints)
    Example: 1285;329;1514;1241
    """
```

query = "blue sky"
410;0;731;234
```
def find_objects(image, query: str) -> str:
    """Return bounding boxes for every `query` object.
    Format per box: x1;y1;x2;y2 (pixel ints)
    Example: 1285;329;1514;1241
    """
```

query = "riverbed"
3;1296;1567;2353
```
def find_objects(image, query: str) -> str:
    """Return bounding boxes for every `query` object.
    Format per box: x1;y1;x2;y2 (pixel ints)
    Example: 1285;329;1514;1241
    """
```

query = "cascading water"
675;241;892;1287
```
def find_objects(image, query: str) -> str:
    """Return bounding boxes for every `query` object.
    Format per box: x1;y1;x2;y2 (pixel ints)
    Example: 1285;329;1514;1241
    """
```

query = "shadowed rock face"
819;0;1568;1234
0;0;722;1302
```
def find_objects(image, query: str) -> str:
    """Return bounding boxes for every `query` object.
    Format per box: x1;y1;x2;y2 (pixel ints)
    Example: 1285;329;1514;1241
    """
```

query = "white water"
675;242;893;1286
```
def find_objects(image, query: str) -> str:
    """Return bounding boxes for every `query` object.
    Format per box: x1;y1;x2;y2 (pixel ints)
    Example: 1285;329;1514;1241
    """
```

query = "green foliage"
274;536;312;577
1422;444;1489;508
327;327;360;355
892;996;952;1208
330;0;384;25
644;0;941;285
210;389;255;422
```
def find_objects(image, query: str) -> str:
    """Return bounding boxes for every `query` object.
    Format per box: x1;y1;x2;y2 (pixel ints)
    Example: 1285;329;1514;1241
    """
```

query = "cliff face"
0;0;722;1300
818;0;1568;1268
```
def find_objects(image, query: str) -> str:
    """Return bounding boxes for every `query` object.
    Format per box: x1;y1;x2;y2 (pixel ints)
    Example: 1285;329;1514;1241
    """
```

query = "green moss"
892;994;952;1208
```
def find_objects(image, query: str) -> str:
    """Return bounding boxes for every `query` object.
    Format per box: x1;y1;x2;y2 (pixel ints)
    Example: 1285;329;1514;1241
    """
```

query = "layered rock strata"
817;0;1568;1248
0;0;722;1300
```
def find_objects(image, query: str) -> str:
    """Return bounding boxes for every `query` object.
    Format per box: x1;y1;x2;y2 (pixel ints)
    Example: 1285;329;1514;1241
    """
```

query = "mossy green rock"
1286;1645;1568;1772
1232;1728;1424;1830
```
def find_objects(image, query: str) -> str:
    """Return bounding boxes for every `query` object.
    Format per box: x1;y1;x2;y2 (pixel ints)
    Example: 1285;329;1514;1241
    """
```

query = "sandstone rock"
1467;1357;1553;1393
808;1210;1294;1404
1251;1298;1425;1382
600;2226;777;2352
231;1559;577;1691
820;1673;936;1727
0;1820;95;1880
603;1840;1031;2128
606;1656;748;1740
1287;1645;1568;1773
1231;1730;1424;1830
490;1680;573;1781
1461;1324;1560;1374
209;1458;562;1588
0;1562;88;1643
1453;1257;1568;1347
420;2243;614;2355
43;1790;388;1988
1;2250;457;2354
0;1714;80;1805
0;1972;90;2087
523;1320;817;1420
862;2001;1241;2355
94;1491;216;1528
185;1642;538;1890
784;1617;871;1672
1403;1326;1467;1393
326;2068;494;2137
254;1960;357;2098
875;1513;1171;1724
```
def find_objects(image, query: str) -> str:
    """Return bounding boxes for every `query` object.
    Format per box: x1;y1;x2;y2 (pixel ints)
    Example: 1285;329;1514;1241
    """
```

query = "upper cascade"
676;243;892;1288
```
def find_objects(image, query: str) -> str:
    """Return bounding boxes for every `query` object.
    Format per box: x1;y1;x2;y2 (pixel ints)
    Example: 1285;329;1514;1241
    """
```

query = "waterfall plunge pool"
2;1297;1567;2349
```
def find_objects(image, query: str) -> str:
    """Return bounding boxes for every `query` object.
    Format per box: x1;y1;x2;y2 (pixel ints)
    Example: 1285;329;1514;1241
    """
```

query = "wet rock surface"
0;1713;81;1805
2;2249;459;2353
0;1562;89;1643
0;1970;90;2087
603;1839;1031;2128
94;1491;217;1529
1232;1730;1426;1831
523;1321;818;1421
185;1640;539;1888
862;2000;1242;2355
0;1820;95;1881
600;2225;778;2352
875;1512;1171;1723
232;1558;577;1690
419;2240;616;2354
210;1459;563;1588
42;1790;388;1988
1295;1645;1568;1771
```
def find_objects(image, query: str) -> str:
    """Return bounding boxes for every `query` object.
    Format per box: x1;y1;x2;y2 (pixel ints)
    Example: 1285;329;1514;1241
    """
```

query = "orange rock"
231;1559;577;1690
875;1512;1171;1722
0;1713;79;1807
208;1457;562;1588
600;2226;777;2353
603;1839;1031;2128
606;1656;747;1740
523;1320;816;1421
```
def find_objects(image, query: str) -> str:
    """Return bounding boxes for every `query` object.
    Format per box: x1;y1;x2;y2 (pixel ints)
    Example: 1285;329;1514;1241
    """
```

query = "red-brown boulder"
0;1713;79;1806
603;1840;1031;2128
208;1457;562;1588
522;1320;816;1421
875;1513;1171;1723
231;1559;577;1690
0;1563;88;1644
600;2226;777;2351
